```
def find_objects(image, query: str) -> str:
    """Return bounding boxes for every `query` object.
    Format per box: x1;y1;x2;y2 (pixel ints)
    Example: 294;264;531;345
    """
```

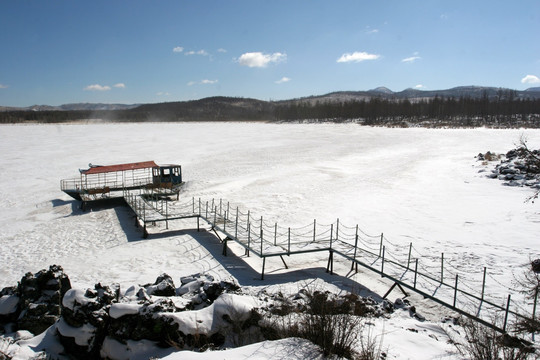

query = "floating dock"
61;161;183;209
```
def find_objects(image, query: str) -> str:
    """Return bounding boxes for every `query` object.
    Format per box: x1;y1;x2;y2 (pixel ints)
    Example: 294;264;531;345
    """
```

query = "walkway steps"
118;193;535;335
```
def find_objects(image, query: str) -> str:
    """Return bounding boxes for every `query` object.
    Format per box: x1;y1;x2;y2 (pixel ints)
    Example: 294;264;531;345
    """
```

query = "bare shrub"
513;258;540;334
358;324;386;360
261;289;378;359
454;318;535;360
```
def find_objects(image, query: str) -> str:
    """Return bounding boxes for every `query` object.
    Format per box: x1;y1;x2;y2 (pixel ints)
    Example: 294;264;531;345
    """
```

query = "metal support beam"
280;255;289;269
383;282;409;299
222;237;228;256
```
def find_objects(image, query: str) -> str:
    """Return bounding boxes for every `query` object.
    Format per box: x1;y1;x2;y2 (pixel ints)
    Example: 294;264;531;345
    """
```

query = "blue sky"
1;1;539;107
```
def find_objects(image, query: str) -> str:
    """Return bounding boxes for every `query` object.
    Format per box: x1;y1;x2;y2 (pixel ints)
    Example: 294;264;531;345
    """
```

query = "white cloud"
237;52;287;68
414;84;426;89
186;49;209;56
113;83;126;89
173;46;184;53
0;84;8;89
157;91;170;96
521;74;540;84
188;79;218;86
337;51;380;63
217;48;227;53
402;56;421;63
275;77;291;84
84;84;111;91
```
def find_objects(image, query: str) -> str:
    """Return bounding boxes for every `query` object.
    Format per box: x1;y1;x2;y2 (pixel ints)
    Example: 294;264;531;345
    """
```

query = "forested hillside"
1;89;540;128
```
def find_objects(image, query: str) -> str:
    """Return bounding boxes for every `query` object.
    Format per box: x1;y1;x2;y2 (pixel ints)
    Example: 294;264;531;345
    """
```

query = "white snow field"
1;122;540;359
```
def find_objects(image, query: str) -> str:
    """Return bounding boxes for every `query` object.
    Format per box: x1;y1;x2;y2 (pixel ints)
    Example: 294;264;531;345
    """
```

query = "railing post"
219;198;222;217
503;294;511;332
274;223;277;246
198;198;201;216
379;233;383;257
247;223;251;255
351;224;359;270
441;252;444;284
205;201;208;219
453;274;459;308
313;219;316;242
329;224;334;249
288;227;291;255
227;202;230;221
481;267;487;301
192;197;195;214
247;210;250;231
165;199;168;229
407;243;412;270
336;218;339;241
235;207;239;239
414;259;418;289
381;245;385;277
260;228;263;255
213;206;217;227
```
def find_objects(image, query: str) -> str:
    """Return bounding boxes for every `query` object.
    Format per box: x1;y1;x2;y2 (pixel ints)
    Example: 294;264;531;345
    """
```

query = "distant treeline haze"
2;94;540;127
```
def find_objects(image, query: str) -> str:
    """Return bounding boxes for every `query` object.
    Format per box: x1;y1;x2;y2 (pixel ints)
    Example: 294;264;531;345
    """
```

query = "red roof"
81;161;158;175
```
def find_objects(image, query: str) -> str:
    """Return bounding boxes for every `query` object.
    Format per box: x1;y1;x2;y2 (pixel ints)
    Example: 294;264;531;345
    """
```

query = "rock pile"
0;268;245;358
0;265;71;335
1;267;425;359
478;148;540;189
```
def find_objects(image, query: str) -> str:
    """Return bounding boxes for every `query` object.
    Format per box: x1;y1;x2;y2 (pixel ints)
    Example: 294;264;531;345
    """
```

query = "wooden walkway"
121;191;536;335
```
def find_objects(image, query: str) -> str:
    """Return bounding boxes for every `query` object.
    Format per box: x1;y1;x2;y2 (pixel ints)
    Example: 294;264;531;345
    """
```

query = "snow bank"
62;288;98;310
164;293;259;336
160;337;325;360
100;336;175;360
109;303;142;319
56;318;96;346
14;325;65;359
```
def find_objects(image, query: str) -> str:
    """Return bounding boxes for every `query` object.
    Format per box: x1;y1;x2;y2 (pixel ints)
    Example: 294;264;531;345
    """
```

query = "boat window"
162;168;170;176
173;167;180;176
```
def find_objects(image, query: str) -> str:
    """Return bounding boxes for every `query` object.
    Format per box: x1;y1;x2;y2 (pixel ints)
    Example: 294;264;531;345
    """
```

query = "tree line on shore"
1;94;539;128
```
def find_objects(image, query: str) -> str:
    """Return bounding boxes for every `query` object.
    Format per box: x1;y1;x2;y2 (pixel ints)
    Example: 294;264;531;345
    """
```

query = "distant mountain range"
0;103;140;112
281;86;540;105
1;86;540;113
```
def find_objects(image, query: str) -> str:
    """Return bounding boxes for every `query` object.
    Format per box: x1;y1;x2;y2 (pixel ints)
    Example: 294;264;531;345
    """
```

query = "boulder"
531;259;540;273
15;265;71;335
144;273;176;297
108;298;180;346
58;283;119;358
0;287;19;325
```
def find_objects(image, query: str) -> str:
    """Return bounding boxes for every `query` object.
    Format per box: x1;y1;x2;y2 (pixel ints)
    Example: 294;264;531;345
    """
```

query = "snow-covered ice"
1;122;539;359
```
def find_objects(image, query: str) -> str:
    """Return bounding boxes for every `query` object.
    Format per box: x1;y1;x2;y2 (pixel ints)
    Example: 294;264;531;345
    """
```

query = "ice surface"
1;123;539;359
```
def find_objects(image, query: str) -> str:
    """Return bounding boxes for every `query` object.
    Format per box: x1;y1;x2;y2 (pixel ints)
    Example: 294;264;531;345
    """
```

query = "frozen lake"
1;123;539;320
